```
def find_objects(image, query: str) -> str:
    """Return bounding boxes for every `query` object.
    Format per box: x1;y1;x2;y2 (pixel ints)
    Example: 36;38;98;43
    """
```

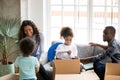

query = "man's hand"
89;42;98;46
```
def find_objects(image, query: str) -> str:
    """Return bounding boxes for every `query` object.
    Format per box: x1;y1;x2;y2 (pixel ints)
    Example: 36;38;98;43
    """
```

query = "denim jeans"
93;61;105;80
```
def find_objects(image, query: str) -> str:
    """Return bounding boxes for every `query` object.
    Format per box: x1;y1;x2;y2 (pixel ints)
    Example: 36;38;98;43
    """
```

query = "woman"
18;20;50;80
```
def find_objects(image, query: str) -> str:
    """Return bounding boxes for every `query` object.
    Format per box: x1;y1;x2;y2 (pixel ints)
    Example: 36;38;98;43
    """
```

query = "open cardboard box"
53;59;99;80
53;59;80;74
104;63;120;80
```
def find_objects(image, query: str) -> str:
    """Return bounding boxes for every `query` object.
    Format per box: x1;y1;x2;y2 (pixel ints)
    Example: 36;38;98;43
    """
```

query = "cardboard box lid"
53;59;80;74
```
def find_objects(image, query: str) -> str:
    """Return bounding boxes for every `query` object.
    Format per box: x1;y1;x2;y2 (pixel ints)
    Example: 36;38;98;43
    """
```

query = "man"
81;26;120;80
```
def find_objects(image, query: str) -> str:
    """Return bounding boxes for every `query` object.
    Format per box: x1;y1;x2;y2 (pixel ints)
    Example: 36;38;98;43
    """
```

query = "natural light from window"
45;0;120;48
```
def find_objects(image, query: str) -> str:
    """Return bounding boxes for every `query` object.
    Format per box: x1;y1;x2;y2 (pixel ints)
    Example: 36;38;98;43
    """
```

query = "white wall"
21;0;44;32
20;0;29;20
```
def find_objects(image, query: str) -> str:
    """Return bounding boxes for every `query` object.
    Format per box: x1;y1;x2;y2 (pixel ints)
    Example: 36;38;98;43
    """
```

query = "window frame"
45;0;120;49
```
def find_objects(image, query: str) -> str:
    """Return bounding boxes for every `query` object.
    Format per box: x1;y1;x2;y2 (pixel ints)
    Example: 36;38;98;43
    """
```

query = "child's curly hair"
60;26;73;38
20;37;35;56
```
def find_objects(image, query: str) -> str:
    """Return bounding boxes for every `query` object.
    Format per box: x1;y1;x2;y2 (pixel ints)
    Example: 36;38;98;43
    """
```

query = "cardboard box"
53;59;80;74
104;63;120;80
53;59;99;80
105;75;120;80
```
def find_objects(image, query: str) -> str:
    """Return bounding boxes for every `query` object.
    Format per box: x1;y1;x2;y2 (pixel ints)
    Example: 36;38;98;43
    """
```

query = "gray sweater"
31;32;44;60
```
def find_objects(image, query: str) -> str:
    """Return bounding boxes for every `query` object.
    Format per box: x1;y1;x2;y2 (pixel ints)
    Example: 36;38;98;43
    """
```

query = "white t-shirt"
55;44;78;59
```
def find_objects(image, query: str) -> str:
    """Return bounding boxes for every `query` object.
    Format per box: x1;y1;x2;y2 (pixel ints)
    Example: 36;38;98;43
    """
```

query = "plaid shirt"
93;39;120;63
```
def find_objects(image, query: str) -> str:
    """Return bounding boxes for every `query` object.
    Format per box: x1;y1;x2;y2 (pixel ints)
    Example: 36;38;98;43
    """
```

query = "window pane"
106;7;118;25
63;0;74;5
51;16;62;27
77;6;88;28
63;6;74;26
51;28;61;41
63;6;74;16
63;16;74;27
51;6;62;16
51;6;62;27
106;0;119;6
92;7;105;29
74;29;89;44
76;0;88;5
51;0;61;5
93;0;105;6
91;29;105;44
106;7;113;25
46;0;120;49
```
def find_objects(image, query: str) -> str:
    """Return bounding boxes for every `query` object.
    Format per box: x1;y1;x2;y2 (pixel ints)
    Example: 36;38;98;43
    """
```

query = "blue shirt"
93;39;120;63
14;56;39;80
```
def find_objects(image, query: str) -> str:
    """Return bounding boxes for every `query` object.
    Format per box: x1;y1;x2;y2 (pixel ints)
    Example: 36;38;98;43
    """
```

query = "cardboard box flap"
105;75;120;80
105;63;120;75
104;63;120;80
53;59;80;74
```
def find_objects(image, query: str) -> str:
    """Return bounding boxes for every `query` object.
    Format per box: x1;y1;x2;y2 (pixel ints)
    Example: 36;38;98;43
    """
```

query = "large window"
45;0;120;48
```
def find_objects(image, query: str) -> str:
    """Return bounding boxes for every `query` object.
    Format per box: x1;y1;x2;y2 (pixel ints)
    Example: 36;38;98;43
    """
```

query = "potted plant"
0;17;20;76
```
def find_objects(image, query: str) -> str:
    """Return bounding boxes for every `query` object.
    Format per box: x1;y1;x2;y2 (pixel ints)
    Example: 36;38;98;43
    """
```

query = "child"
55;27;78;59
14;37;40;80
